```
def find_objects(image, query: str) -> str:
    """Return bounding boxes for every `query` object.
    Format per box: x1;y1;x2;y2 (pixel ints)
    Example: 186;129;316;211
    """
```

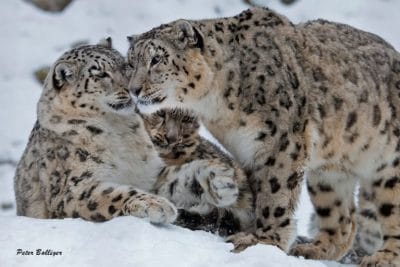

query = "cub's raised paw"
127;195;177;224
198;164;238;207
226;232;258;252
209;173;239;207
360;250;400;267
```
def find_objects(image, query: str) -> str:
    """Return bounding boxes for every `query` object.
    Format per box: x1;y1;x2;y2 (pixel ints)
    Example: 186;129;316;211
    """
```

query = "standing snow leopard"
14;43;242;224
127;7;400;266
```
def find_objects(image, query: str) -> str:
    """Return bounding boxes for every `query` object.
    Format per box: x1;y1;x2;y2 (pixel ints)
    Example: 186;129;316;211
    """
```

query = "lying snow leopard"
127;7;400;266
142;108;255;235
14;43;240;224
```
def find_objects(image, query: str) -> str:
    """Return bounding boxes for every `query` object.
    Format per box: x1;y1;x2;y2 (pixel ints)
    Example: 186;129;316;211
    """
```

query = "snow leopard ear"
52;62;78;90
97;37;113;48
173;20;204;51
127;34;140;46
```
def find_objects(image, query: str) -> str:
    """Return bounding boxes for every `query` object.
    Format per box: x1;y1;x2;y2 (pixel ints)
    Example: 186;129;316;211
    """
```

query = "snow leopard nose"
166;135;177;144
132;87;142;97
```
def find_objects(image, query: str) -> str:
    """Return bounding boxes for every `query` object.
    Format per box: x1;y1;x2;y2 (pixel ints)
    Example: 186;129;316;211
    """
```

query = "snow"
1;0;399;266
0;216;331;267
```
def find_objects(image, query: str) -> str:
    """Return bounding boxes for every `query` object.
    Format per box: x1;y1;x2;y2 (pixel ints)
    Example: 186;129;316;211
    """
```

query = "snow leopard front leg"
154;159;239;213
228;135;305;252
37;147;181;225
39;160;177;223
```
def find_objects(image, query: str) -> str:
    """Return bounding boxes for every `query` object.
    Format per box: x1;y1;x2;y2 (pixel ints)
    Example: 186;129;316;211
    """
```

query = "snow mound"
0;216;341;267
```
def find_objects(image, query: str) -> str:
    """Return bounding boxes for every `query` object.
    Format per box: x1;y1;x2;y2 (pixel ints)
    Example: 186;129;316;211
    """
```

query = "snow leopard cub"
142;108;255;236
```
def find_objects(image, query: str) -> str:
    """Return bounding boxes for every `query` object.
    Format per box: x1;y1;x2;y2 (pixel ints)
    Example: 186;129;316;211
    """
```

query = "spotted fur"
14;44;242;226
308;186;384;264
142;108;255;235
127;7;400;265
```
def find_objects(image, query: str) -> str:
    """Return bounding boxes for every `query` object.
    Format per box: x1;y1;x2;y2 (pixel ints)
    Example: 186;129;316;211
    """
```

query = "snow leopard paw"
198;163;239;207
127;194;177;224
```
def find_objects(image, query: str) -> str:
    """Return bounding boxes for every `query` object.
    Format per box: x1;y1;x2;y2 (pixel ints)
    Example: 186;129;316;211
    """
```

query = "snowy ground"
1;0;399;266
1;216;337;267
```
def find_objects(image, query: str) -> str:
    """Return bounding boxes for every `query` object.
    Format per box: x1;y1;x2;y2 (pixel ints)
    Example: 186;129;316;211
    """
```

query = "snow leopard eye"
89;66;110;79
150;55;161;67
96;72;110;78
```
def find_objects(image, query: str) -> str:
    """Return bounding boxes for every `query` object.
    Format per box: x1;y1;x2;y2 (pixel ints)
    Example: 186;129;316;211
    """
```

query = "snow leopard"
14;42;241;225
142;108;255;236
126;6;400;266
